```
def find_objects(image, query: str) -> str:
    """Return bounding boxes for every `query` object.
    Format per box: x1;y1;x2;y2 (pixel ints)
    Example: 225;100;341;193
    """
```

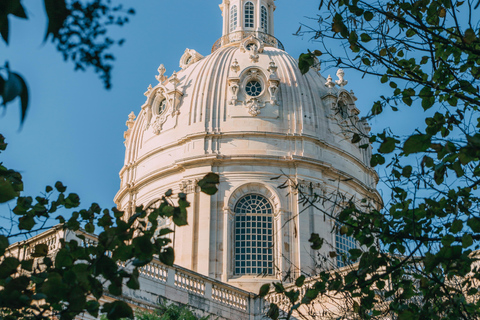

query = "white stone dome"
116;0;378;293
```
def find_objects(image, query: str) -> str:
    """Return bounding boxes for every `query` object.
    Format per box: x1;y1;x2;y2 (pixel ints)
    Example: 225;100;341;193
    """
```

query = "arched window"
234;194;273;275
335;222;357;267
244;2;254;29
230;5;238;32
261;6;268;33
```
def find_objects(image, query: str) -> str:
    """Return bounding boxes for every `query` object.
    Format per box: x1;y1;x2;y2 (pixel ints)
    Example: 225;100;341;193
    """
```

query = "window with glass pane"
230;5;238;32
335;222;357;267
234;194;273;276
244;2;254;28
261;6;268;33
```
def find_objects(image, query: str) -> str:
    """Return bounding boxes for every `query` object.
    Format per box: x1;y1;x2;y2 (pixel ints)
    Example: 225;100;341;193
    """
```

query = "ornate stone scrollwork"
179;49;204;70
239;35;265;54
245;98;264;117
231;59;240;73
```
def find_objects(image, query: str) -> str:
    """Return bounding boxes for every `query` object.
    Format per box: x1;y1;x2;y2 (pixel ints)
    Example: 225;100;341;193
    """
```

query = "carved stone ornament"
268;61;280;105
152;114;168;135
144;84;153;96
228;77;240;105
335;69;348;87
156;64;168;83
245;98;264;116
179;48;204;70
123;111;136;145
239;35;265;53
231;59;240;73
165;71;184;116
325;75;336;89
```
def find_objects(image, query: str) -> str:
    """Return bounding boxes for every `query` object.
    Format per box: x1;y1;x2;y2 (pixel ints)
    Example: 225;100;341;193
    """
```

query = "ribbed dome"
115;3;378;292
118;42;375;193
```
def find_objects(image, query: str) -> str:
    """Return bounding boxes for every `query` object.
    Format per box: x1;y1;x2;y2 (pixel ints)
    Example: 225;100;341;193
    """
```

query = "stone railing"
6;227;262;319
211;31;285;53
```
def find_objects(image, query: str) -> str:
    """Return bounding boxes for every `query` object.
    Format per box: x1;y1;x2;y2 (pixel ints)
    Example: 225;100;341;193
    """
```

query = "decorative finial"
335;69;348;87
144;84;153;96
231;59;240;73
325;75;335;89
169;71;180;88
124;111;136;144
156;64;167;83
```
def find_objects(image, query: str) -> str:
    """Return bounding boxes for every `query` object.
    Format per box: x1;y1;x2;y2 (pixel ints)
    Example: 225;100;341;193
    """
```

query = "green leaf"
266;303;279;320
351;133;361;143
55;248;73;268
450;219;463;233
31;243;49;257
102;301;134;320
0;176;17;203
0;235;8;256
467;217;480;233
18;215;35;230
172;207;188;226
197;172;219;195
360;33;372;42
295;275;306;287
370;154;385;167
364;11;374;21
378;137;397;154
43;0;69;41
54;181;67;193
0;257;20;278
259;283;270;297
462;234;473;248
308;233;324;250
464;28;477;44
159;247;174;266
403;134;431;155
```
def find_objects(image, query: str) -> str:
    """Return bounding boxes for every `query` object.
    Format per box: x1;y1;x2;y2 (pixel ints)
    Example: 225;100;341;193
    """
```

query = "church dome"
116;0;378;293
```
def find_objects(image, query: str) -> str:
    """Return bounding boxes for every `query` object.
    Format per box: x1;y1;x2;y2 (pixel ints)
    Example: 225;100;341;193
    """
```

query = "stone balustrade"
6;226;264;320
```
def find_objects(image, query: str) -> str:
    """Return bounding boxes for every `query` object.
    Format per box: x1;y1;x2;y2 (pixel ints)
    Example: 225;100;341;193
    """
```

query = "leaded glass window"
245;80;262;97
234;194;273;276
335;222;357;267
230;5;238;32
261;6;268;33
244;2;254;28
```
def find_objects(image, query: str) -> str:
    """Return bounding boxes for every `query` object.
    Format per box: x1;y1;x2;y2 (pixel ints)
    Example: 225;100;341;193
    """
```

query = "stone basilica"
10;1;379;319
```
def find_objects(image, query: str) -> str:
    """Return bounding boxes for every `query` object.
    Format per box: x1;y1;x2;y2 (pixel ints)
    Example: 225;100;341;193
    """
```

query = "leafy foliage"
99;301;211;320
0;133;219;320
265;0;480;318
0;0;134;125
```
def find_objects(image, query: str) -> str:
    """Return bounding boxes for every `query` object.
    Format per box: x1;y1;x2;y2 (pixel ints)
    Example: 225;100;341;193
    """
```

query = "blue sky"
0;0;416;231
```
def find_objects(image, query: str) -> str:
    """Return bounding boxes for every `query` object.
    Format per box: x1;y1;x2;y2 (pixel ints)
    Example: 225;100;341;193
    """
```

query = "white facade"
115;0;379;293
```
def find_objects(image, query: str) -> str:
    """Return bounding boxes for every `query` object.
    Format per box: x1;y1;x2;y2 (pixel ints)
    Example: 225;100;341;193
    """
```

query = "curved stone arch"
239;35;265;53
226;181;282;217
224;181;284;279
337;90;359;118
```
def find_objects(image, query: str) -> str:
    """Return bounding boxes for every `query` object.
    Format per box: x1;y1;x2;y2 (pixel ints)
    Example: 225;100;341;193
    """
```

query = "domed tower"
115;0;379;292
